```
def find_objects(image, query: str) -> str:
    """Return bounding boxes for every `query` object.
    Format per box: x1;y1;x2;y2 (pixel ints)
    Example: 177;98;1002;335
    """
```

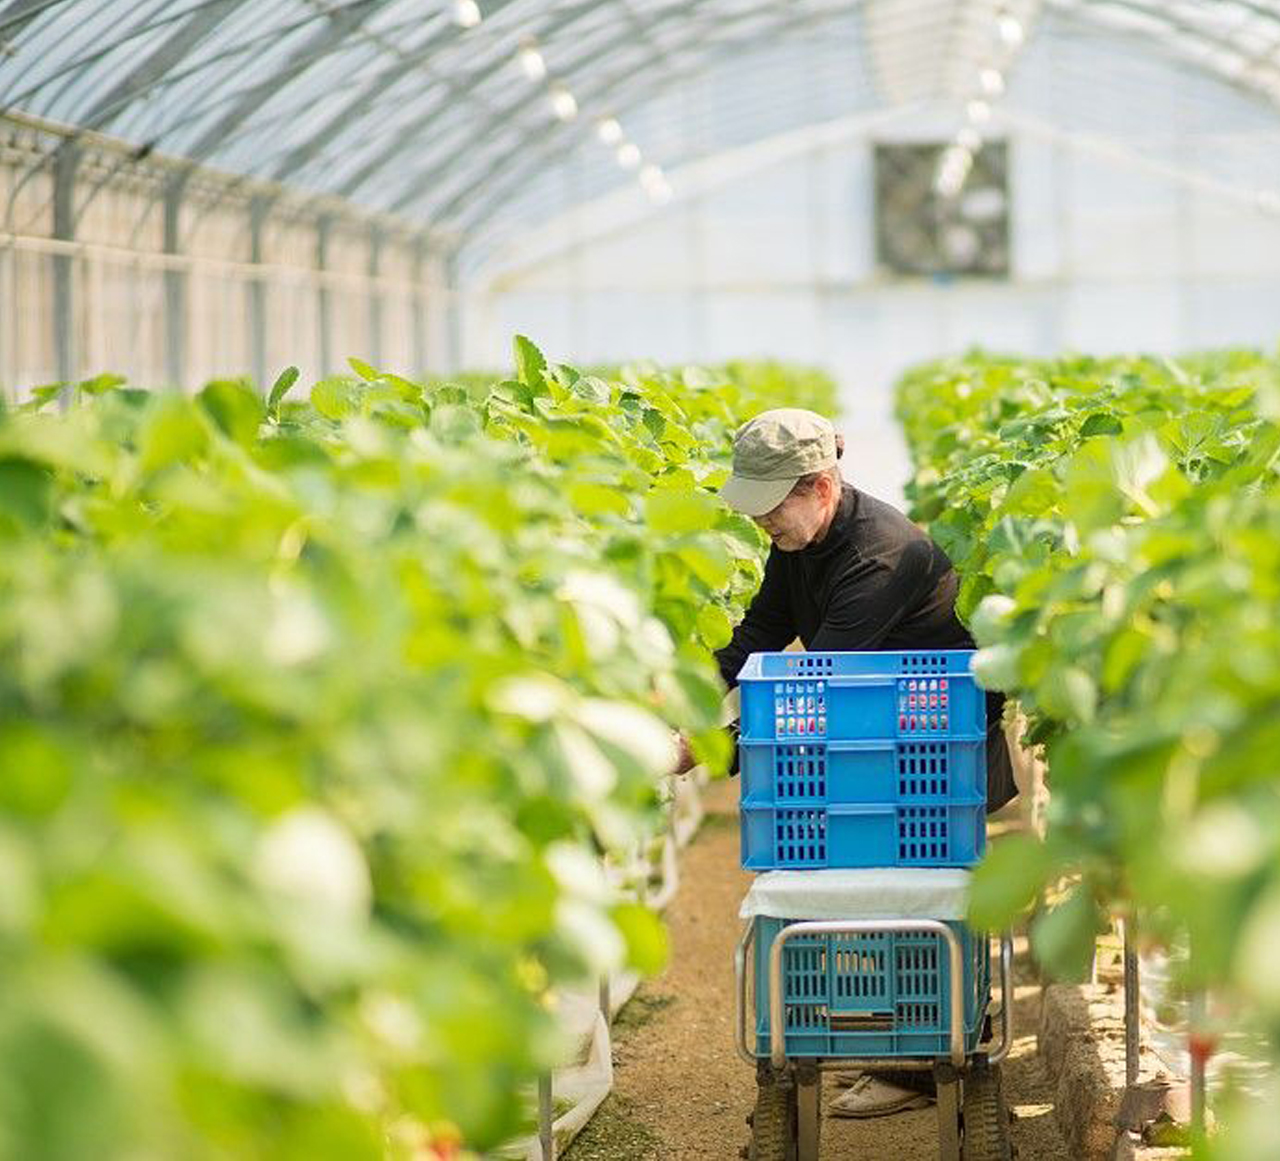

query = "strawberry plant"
0;340;835;1160
896;348;1280;1152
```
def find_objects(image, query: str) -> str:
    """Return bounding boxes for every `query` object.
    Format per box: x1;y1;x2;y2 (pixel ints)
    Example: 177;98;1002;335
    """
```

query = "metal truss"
0;0;1279;251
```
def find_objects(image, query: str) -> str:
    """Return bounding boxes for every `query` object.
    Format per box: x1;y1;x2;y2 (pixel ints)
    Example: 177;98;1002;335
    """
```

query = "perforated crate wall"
898;742;956;797
751;918;990;1059
739;737;986;808
739;650;985;744
740;799;985;869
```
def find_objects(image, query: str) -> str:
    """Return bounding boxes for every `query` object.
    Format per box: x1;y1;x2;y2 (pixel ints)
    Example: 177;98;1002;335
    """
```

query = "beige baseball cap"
719;408;838;517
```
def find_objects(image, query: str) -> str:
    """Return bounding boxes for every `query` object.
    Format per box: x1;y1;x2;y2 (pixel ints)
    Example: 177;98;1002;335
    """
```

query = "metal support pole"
410;237;428;378
367;225;383;367
163;178;187;388
1189;990;1207;1139
1173;56;1194;350
935;1062;961;1161
316;216;333;376
1123;918;1140;1088
735;919;758;1066
687;192;706;358
0;245;9;397
796;1062;821;1161
988;934;1016;1066
52;145;80;390
444;249;462;373
248;196;268;391
565;163;582;360
538;1073;554;1161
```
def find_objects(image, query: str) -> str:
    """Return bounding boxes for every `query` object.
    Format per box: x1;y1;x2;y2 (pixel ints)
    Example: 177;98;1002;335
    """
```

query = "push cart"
733;871;1015;1161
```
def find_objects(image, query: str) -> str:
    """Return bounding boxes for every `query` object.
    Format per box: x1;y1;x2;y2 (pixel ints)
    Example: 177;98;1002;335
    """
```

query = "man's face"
753;479;830;552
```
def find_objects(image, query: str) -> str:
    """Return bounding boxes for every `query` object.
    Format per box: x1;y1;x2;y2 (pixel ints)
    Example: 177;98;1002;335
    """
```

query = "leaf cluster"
0;340;836;1159
897;349;1280;1015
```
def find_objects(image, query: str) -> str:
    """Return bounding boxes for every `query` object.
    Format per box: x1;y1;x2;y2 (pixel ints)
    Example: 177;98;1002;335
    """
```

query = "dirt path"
565;779;1073;1161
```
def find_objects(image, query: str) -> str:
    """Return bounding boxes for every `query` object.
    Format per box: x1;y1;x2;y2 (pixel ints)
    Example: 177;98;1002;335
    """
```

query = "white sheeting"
738;867;972;922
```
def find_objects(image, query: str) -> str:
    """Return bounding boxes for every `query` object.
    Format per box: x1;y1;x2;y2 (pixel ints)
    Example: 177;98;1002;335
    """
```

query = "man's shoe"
827;1074;933;1119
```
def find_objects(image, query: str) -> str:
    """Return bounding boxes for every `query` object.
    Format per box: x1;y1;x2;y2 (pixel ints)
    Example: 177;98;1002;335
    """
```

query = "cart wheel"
962;1063;1012;1161
748;1070;796;1161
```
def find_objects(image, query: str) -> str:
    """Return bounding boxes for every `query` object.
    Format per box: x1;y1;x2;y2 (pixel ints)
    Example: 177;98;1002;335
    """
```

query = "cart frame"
734;918;1014;1161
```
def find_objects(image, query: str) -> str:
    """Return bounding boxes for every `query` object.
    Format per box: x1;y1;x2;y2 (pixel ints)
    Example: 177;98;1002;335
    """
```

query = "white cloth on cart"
738;868;971;922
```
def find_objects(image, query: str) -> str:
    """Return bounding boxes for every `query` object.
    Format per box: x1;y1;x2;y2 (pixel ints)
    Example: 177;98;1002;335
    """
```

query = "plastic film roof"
2;0;1280;247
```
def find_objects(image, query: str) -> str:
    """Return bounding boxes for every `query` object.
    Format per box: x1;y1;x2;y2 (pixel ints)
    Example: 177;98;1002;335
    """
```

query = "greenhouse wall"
474;151;1280;378
465;22;1280;500
0;122;454;398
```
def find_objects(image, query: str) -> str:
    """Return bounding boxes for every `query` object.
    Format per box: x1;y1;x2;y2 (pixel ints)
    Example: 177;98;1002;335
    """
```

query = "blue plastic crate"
740;737;986;807
741;799;986;870
751;917;990;1059
737;650;984;744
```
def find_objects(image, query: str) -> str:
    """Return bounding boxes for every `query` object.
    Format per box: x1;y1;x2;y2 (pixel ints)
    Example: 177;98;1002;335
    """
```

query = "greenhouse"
2;2;1280;1159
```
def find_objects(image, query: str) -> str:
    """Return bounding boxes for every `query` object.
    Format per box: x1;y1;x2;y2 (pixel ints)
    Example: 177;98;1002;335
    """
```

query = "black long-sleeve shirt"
716;483;1017;812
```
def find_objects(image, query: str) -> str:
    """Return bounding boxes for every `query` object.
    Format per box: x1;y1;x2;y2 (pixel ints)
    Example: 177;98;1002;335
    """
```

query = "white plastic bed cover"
739;867;971;922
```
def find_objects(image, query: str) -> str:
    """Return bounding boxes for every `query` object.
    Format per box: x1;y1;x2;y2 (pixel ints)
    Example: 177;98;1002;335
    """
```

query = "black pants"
985;690;1017;813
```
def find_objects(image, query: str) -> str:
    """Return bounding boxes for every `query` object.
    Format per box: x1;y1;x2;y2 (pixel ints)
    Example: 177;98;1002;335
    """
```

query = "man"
680;407;1017;1118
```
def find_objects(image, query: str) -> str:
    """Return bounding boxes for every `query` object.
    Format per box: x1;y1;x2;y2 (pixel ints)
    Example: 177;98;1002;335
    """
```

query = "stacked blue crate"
738;651;988;870
738;650;991;1061
748;911;990;1058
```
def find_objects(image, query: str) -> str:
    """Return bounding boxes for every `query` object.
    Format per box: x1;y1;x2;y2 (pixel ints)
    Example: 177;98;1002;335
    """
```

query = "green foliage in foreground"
896;349;1280;1151
0;342;836;1160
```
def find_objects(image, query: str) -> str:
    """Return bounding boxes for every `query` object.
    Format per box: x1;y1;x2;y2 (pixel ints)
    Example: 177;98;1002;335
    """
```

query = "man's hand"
671;732;697;776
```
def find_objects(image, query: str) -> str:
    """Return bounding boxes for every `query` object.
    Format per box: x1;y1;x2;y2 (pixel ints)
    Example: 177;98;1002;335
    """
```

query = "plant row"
896;349;1280;1153
0;341;836;1160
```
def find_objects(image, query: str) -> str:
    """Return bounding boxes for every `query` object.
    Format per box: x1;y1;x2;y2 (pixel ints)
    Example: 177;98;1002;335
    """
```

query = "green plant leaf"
610;903;669;975
0;457;53;529
675;538;735;588
198;379;264;448
0;343;840;1156
77;373;126;396
513;335;547;392
27;383;66;408
138;393;209;473
1037;665;1098;723
695;604;733;649
967;834;1056;931
267;366;300;412
568;482;630;517
311;377;358;421
644;489;719;534
968;594;1017;647
972;643;1020;691
1031;883;1104;983
1079;412;1123;438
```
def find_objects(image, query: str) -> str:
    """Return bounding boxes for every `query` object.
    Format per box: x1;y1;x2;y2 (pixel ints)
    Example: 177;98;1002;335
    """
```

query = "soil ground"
565;778;1073;1161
